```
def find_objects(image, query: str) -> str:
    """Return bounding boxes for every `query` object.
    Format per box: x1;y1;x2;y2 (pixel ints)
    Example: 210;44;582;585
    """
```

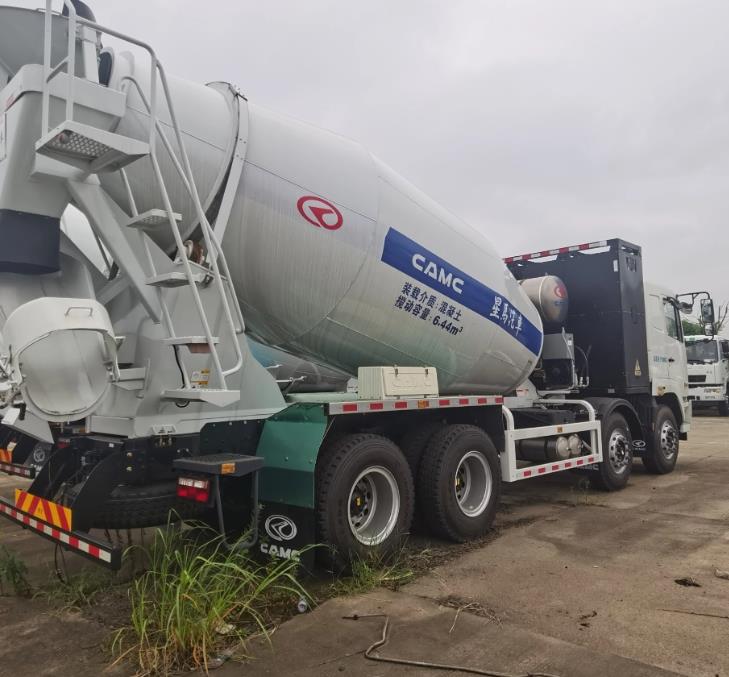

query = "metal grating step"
36;120;149;172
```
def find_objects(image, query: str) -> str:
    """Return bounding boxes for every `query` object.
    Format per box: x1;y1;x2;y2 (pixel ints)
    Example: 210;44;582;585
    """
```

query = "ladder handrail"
43;1;245;387
117;75;245;380
118;75;245;337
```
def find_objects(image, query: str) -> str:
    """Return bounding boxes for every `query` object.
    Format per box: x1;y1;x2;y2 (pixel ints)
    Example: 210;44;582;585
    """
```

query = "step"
35;120;149;172
162;388;240;407
173;453;264;477
146;271;206;288
163;336;219;354
124;209;182;231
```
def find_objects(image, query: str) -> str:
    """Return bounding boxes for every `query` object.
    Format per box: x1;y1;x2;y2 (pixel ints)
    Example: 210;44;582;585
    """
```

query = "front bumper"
688;386;726;404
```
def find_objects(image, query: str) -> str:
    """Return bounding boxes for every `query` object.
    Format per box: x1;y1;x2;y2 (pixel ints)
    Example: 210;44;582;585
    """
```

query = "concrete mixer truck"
0;1;708;570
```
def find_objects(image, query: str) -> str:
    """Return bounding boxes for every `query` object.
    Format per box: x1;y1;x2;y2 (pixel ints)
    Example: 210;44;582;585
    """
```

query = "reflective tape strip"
0;462;34;478
504;241;608;264
517;455;596;480
14;489;72;530
329;395;504;416
0;501;113;564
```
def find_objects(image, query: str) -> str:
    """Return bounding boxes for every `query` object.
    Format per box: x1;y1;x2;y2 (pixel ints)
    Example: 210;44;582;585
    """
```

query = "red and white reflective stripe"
0;502;112;564
516;455;596;480
329;395;504;416
0;462;34;478
504;241;608;264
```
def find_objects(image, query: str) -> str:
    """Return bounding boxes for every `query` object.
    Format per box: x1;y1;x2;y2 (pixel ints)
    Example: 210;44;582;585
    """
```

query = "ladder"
36;0;244;407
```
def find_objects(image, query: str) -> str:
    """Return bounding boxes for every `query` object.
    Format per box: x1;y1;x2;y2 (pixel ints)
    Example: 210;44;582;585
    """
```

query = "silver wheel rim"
659;420;678;460
608;429;631;474
454;450;493;517
348;466;400;546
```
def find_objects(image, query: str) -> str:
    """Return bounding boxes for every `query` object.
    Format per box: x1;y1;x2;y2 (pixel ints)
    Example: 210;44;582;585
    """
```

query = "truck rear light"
176;477;210;503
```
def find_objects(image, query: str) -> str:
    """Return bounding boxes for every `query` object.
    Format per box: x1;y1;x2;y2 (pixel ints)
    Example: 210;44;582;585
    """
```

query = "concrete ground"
0;415;728;676
238;414;729;677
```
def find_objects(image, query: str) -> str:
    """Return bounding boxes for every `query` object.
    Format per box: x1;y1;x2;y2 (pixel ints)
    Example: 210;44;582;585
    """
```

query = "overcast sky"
12;0;729;329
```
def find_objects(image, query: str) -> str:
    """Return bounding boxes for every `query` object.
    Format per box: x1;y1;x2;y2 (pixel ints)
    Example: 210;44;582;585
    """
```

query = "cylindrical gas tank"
102;57;543;394
519;276;569;327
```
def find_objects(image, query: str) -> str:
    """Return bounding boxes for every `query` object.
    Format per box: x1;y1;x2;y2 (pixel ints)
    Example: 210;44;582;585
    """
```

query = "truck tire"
316;434;414;568
642;405;679;474
590;412;632;491
417;424;500;542
66;481;206;529
400;422;443;479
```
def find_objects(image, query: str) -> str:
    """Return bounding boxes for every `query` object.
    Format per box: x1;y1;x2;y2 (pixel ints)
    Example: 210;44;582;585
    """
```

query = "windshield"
686;340;719;363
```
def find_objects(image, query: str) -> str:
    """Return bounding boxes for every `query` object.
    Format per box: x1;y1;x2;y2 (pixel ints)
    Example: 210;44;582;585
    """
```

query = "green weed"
112;525;310;675
329;547;414;596
0;545;30;596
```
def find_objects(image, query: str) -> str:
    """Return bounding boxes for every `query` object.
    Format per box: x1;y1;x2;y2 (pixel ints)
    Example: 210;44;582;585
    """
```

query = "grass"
329;547;415;597
112;525;310;675
0;545;30;596
37;569;116;611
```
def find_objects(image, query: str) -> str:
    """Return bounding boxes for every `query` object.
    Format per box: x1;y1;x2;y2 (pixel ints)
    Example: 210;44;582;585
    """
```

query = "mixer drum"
101;59;544;395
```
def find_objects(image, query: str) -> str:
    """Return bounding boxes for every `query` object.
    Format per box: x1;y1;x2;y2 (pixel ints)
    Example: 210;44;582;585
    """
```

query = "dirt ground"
1;414;728;676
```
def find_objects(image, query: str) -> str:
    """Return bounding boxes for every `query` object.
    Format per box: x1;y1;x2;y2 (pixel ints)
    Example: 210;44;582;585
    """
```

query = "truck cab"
644;284;691;434
685;335;729;416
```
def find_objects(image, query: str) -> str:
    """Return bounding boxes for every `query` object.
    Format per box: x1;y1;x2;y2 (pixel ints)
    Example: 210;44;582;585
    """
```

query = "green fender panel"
256;403;328;508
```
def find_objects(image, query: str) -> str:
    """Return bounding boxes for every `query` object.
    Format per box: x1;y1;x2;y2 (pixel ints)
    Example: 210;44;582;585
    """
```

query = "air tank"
519;275;569;327
100;53;544;395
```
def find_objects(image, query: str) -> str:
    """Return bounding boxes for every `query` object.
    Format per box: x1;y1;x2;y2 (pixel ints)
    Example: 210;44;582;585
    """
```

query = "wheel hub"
347;466;400;546
608;429;631;474
453;450;492;517
659;420;678;460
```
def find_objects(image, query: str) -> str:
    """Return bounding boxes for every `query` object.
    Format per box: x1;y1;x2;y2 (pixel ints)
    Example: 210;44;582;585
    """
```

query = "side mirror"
701;298;715;325
704;322;715;337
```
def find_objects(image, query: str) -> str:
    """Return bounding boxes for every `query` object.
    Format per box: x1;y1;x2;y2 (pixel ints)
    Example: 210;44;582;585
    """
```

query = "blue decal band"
381;228;543;356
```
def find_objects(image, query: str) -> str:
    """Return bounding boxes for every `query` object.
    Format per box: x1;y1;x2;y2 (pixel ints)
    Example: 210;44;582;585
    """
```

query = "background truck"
0;1;712;570
686;335;729;416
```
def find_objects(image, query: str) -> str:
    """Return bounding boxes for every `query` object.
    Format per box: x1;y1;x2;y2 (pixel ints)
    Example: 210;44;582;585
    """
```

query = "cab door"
662;298;686;389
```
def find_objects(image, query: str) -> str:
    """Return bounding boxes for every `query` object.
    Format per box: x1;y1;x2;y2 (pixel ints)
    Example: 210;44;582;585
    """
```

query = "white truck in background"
686;335;729;416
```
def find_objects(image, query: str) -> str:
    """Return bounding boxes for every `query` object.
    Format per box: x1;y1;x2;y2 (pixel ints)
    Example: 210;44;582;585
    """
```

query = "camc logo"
296;195;343;230
264;514;298;542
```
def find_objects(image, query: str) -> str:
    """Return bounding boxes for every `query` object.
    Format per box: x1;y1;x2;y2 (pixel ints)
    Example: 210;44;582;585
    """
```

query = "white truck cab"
644;283;691;433
685;335;729;416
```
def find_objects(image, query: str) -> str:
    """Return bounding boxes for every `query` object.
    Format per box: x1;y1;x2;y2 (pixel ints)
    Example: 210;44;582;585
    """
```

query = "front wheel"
316;434;414;568
590;412;633;491
417;424;500;542
643;405;679;474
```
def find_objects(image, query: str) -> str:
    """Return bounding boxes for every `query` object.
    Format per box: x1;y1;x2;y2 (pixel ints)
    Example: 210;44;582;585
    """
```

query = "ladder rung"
162;388;240;407
125;209;182;230
146;272;205;288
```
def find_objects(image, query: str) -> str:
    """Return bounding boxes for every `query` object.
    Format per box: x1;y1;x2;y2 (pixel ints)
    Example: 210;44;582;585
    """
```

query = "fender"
580;396;645;451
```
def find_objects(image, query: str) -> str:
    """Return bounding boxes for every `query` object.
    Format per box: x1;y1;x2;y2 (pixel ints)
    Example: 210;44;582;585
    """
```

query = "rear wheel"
400;422;443;479
316;434;414;568
590;412;632;491
643;405;679;474
417;424;500;542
